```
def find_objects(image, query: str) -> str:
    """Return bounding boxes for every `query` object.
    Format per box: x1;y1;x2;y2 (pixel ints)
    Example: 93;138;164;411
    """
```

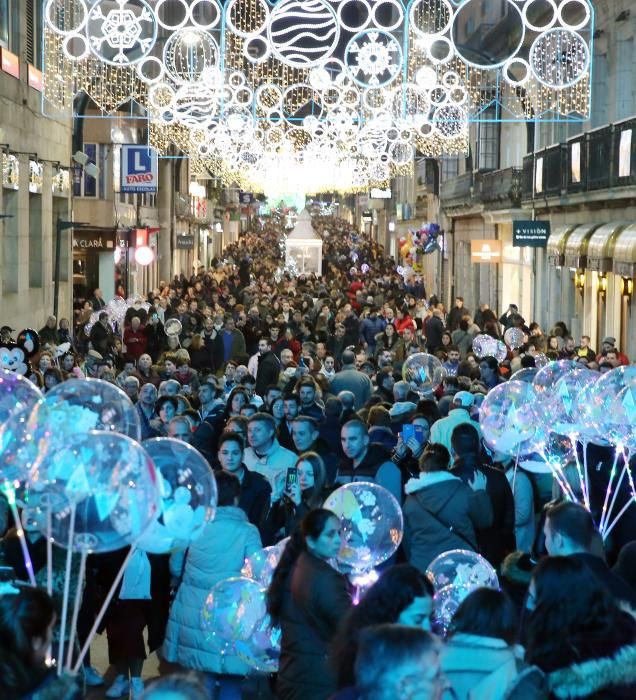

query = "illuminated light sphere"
163;27;219;84
134;246;155;266
268;0;340;68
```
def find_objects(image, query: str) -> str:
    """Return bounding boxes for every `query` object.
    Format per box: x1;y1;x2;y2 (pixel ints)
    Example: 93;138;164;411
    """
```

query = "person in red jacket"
123;316;147;362
395;306;417;336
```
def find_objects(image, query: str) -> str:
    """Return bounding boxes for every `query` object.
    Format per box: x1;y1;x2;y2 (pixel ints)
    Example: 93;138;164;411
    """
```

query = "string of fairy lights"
43;0;594;197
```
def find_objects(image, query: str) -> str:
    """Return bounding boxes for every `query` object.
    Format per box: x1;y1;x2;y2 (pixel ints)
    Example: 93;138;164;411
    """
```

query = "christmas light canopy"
44;0;594;195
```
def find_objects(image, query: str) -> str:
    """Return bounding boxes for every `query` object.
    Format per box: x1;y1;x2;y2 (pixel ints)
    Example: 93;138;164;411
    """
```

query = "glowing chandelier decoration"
43;0;594;196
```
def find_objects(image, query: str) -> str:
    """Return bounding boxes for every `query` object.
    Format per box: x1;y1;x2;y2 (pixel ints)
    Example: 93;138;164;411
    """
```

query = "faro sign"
121;145;158;193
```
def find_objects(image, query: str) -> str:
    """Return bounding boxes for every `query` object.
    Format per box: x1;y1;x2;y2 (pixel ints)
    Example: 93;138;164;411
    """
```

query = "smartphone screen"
402;424;426;445
285;467;298;491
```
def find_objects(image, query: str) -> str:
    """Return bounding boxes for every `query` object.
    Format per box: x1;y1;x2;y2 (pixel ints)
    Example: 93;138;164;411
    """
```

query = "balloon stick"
57;504;76;675
72;546;137;675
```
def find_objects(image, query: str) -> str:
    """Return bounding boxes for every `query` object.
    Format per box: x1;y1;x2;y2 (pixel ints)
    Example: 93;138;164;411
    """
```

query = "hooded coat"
402;471;493;572
162;506;262;674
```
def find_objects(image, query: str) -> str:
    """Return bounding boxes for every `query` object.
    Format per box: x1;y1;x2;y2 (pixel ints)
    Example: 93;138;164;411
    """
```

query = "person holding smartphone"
270;452;327;537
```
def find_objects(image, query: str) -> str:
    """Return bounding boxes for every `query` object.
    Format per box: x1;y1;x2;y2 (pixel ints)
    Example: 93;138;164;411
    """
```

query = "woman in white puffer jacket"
163;470;262;695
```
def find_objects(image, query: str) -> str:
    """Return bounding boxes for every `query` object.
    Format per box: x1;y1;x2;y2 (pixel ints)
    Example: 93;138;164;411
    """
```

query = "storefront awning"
613;225;636;277
586;221;630;272
546;225;576;267
563;223;602;269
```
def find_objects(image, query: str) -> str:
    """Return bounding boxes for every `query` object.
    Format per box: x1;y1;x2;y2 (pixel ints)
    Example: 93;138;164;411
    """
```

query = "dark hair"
156;395;178;413
545;501;596;551
480;356;499;371
215;470;241;506
332;565;434;688
420;443;450;473
296;452;327;508
341;349;355;365
450;423;481;458
448;588;518;644
0;586;56;693
521;354;536;368
525;556;623;671
267;508;339;624
217;430;245;452
415;399;441;424
224;386;250;419
324;397;343;418
354;625;437;699
225;415;248;435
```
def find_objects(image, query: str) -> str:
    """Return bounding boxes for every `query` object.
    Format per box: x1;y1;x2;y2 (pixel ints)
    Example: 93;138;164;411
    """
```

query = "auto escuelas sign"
121;145;158;193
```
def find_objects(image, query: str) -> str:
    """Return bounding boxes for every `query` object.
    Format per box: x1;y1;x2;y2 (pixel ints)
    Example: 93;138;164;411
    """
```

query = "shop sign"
471;239;502;263
73;230;116;251
370;187;391;199
120;145;158;193
2;153;19;190
513;220;551;247
29;160;43;194
191;195;208;220
176;235;195;249
1;47;19;79
52;168;70;197
239;191;254;204
362;210;373;222
28;65;43;92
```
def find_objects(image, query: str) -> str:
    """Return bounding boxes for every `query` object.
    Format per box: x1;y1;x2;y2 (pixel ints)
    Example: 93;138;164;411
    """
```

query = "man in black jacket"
255;337;281;397
450;423;516;568
544;501;636;607
217;431;274;544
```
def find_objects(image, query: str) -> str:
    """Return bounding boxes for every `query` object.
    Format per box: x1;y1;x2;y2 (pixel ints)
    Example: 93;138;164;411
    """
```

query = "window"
0;0;18;52
73;144;108;198
477;108;500;171
440;156;460;182
26;0;43;68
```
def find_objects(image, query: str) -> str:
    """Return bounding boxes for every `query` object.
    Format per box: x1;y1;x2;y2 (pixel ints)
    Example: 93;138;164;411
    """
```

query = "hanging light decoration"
43;0;594;196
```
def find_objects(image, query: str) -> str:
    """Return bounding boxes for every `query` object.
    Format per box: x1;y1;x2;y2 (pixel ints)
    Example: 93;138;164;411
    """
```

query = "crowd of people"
1;213;636;700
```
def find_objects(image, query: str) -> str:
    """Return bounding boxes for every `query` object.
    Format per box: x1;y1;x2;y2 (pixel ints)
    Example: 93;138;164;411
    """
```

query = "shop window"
477;108;500;171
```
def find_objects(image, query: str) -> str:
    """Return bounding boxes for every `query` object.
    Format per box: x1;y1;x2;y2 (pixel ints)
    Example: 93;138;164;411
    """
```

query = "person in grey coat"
402;443;493;572
163;471;262;696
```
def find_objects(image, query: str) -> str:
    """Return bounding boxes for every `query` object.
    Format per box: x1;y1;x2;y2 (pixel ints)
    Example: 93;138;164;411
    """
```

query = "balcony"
521;114;636;202
479;168;522;209
440;171;473;208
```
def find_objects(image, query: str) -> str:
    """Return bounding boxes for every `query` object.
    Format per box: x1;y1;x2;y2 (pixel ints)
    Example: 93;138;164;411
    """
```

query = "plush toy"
0;328;40;376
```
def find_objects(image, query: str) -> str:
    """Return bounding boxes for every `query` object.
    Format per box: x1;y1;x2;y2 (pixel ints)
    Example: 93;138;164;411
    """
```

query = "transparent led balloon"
402;352;445;395
323;482;403;573
586;366;636;446
479;380;543;456
0;370;43;482
136;438;218;554
533;360;578;402
472;334;498;359
241;545;284;587
509;367;538;383
27;379;142;462
201;576;281;672
426;549;499;592
29;431;160;553
504;327;525;350
546;368;599;437
432;583;474;635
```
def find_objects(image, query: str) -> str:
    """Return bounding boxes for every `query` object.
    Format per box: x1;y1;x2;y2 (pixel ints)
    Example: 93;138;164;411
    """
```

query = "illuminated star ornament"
43;0;594;197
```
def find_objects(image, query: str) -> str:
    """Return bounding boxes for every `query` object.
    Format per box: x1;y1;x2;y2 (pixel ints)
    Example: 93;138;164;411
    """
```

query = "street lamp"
54;217;89;319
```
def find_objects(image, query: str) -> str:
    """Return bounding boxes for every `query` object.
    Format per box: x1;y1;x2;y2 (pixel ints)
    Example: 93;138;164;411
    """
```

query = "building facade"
0;0;73;330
